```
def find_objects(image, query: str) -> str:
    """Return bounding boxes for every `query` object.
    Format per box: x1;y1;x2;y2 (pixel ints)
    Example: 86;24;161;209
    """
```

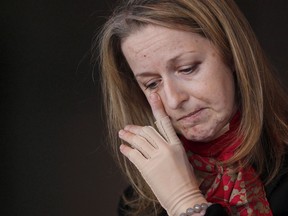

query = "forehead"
121;25;208;60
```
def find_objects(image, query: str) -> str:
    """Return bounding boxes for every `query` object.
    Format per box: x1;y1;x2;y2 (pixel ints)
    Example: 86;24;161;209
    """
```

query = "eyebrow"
134;51;196;78
135;72;157;78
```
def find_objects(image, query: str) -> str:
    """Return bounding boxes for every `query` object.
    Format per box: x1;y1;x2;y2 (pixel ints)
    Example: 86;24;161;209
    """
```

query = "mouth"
177;108;205;121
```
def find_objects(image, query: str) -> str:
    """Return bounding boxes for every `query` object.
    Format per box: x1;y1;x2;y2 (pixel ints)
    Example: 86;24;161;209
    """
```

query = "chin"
179;126;219;142
184;134;214;142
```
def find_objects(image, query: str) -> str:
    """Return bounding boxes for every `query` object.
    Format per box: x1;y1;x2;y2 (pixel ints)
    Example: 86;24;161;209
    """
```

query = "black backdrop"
1;1;287;216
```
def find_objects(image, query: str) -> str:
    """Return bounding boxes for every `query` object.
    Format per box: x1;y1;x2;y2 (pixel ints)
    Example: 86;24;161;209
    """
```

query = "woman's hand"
119;93;207;216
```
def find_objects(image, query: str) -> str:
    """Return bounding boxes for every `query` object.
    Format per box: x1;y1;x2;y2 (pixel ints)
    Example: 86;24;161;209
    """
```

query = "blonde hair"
95;0;288;215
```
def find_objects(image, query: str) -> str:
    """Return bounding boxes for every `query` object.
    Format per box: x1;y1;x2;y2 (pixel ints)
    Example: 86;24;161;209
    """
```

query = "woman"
96;0;288;215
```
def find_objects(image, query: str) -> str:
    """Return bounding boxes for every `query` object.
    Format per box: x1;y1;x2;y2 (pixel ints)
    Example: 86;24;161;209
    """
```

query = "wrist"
167;190;208;216
179;202;212;216
174;197;208;216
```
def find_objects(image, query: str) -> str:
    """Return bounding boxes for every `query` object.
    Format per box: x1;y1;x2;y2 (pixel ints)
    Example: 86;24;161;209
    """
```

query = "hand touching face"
121;24;237;142
119;93;207;215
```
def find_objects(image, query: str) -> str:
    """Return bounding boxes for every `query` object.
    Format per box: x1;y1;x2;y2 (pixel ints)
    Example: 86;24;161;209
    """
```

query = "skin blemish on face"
121;25;237;142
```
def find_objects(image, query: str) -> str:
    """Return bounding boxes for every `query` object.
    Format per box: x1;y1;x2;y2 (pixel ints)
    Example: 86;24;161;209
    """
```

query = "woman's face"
121;25;237;142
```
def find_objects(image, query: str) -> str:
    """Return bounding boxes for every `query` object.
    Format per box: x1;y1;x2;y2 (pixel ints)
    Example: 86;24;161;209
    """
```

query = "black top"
265;153;288;216
118;155;288;216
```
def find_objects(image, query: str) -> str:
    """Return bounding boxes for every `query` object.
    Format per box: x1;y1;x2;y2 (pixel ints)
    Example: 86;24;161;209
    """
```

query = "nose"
163;78;188;110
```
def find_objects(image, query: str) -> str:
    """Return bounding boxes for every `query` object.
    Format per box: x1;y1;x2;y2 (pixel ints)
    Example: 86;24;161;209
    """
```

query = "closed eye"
178;62;200;75
145;80;160;90
179;67;193;74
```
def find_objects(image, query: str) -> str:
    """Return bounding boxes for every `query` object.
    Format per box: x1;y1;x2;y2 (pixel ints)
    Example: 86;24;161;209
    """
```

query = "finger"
125;125;159;149
119;144;146;170
148;93;180;145
141;126;167;148
148;93;167;120
155;116;181;145
148;93;170;139
119;129;154;158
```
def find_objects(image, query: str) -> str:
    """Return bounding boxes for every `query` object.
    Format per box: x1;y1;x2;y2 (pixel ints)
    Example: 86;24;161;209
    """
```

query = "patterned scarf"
180;112;272;215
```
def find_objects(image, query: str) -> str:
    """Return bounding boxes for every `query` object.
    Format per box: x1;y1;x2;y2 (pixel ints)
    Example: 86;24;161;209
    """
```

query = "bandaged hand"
119;93;207;216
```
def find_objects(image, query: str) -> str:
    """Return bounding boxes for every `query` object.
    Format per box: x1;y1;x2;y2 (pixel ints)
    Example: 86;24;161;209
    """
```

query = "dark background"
1;1;287;216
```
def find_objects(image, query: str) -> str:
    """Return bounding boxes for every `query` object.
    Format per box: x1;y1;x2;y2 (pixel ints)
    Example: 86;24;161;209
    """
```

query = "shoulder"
266;153;288;215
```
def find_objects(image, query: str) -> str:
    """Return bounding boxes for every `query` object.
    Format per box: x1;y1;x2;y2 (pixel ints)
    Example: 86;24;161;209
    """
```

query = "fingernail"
118;130;125;136
119;144;125;151
150;93;159;102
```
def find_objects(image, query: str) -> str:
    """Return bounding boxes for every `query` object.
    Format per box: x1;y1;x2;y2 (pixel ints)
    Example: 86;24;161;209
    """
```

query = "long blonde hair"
95;0;288;215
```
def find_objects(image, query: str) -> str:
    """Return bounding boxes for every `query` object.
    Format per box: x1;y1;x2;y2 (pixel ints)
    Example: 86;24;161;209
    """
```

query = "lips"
177;108;205;121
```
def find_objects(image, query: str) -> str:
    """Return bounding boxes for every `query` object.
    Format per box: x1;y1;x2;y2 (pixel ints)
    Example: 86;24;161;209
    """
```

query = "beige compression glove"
119;93;208;216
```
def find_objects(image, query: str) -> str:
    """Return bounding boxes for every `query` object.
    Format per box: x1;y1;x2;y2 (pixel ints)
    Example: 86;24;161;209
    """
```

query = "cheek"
220;78;236;109
207;72;236;108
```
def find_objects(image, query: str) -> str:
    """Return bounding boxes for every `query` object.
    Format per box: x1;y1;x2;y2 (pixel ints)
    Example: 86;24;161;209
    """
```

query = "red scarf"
180;112;272;215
